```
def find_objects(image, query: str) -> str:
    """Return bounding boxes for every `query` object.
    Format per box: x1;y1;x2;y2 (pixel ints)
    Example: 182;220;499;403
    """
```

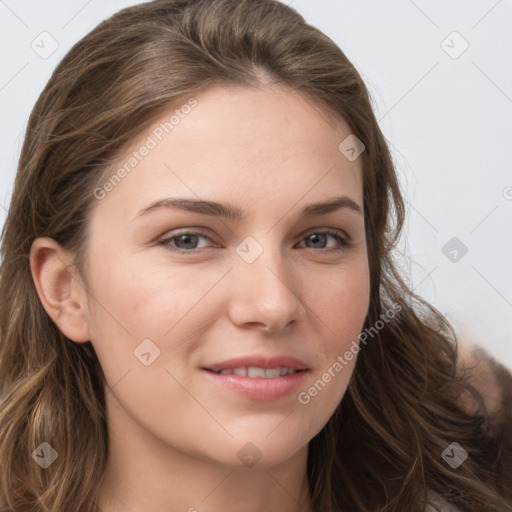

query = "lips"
213;367;297;378
203;355;309;373
202;355;309;401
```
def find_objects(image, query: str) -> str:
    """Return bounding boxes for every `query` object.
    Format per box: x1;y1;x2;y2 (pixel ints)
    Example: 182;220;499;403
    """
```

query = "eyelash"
157;229;351;254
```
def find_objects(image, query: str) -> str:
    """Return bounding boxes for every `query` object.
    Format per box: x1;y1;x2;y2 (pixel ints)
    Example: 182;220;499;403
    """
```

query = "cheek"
311;259;370;346
88;253;202;335
85;255;226;387
297;259;370;417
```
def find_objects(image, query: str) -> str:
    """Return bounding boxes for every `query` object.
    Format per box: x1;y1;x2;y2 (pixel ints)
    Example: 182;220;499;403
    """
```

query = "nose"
227;241;302;333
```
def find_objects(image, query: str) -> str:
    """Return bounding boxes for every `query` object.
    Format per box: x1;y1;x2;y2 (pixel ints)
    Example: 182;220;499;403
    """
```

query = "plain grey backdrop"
0;0;511;367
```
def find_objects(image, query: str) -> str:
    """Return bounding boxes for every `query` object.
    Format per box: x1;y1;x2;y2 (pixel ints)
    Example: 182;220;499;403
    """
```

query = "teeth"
264;368;282;378
215;367;298;378
247;367;266;378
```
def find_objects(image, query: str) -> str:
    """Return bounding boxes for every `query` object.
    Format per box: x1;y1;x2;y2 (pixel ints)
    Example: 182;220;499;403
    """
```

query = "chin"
205;431;311;470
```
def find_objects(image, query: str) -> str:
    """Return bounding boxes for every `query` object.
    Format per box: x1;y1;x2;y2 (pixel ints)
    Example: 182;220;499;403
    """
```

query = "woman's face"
82;84;370;468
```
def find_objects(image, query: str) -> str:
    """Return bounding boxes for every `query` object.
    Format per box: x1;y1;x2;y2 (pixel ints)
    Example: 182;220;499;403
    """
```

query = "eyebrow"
135;195;363;221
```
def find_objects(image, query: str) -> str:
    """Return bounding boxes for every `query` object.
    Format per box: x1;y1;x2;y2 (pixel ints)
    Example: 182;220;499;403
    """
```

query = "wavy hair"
0;0;510;510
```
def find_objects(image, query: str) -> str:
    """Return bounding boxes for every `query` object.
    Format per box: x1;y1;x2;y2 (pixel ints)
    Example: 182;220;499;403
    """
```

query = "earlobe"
29;237;91;343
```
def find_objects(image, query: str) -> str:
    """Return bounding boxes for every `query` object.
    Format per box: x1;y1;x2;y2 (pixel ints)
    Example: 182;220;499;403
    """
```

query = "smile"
209;367;298;377
203;368;308;400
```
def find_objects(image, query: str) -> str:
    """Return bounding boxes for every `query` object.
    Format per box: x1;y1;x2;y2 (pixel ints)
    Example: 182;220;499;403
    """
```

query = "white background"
0;0;511;368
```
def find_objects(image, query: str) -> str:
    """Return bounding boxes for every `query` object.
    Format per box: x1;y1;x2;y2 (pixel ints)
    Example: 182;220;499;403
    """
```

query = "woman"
0;0;510;511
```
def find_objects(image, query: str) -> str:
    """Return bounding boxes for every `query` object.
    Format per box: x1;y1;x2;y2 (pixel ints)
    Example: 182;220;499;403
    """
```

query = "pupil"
177;234;198;249
309;234;326;248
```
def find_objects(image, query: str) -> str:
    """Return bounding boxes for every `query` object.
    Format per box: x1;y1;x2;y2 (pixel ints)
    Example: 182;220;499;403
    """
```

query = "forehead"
92;84;364;224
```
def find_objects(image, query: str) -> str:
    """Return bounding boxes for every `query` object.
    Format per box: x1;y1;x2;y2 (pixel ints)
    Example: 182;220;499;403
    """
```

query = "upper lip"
203;355;309;372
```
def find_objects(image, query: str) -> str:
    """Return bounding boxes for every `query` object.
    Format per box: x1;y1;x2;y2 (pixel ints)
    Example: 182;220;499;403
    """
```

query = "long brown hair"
0;1;510;510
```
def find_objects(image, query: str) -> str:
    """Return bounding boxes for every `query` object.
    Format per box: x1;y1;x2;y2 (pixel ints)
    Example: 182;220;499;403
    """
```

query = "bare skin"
30;83;370;512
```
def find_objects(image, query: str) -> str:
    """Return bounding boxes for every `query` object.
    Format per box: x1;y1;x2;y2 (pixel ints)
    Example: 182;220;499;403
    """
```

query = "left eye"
159;232;213;252
158;229;349;253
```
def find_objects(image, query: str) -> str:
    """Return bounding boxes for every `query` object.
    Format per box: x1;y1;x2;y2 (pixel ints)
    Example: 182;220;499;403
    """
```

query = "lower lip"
202;369;308;401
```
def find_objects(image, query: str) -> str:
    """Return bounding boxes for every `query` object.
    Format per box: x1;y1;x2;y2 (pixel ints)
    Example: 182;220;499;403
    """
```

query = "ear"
30;237;91;343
